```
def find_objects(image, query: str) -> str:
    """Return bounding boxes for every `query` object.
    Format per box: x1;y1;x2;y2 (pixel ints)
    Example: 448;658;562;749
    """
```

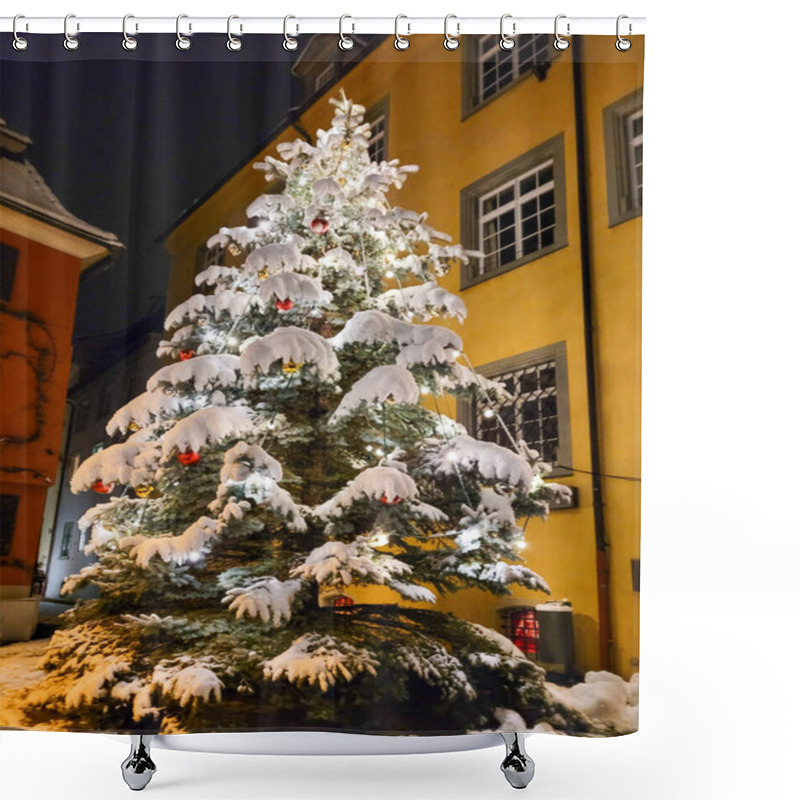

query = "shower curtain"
0;28;643;739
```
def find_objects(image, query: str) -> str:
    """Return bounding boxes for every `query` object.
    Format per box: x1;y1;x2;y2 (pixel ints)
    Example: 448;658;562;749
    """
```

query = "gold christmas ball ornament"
257;267;270;280
282;360;303;374
127;421;141;432
227;242;242;256
135;485;155;498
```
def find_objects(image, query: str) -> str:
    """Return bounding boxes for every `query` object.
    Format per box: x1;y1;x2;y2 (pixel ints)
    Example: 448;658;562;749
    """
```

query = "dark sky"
1;34;298;369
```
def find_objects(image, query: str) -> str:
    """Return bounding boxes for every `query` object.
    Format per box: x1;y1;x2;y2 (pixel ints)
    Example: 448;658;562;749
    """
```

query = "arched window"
500;606;540;657
332;594;354;610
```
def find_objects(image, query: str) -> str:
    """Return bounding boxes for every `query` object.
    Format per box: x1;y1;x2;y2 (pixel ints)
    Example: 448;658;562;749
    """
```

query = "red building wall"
1;230;82;589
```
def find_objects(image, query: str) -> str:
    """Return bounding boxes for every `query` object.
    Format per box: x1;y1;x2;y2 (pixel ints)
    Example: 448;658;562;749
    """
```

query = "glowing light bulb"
371;532;390;547
227;335;239;347
420;386;431;395
375;447;385;457
446;451;459;462
483;408;495;419
267;420;277;431
514;540;528;551
188;551;202;563
385;270;395;279
366;444;374;452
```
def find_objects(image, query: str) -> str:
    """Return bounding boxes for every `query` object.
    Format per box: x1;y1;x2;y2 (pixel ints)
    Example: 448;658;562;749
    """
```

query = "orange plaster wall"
1;229;82;587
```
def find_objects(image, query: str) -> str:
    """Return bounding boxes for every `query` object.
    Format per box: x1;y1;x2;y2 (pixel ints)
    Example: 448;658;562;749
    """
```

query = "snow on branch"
244;242;305;275
161;406;255;458
258;272;332;307
261;633;379;692
222;577;302;625
195;265;243;290
330;309;462;366
220;440;283;482
212;441;307;531
456;560;550;593
425;435;534;490
376;282;467;323
119;516;219;567
147;354;241;393
151;655;224;706
164;290;261;330
106;390;185;436
240;327;339;382
70;435;160;492
246;192;296;218
314;466;418;519
328;365;419;424
392;642;477;701
291;537;412;588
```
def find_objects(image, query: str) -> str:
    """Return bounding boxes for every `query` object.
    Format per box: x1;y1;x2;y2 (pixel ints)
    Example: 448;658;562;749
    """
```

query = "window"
74;398;91;432
365;97;389;163
463;34;555;116
332;595;354;609
500;607;540;657
67;452;81;480
314;62;337;92
59;521;76;559
97;384;114;420
603;88;644;226
0;243;20;302
195;242;225;276
460;135;567;288
458;342;572;476
0;494;20;557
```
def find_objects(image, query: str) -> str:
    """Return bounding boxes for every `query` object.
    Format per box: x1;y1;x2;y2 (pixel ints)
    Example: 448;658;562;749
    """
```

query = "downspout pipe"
572;37;614;672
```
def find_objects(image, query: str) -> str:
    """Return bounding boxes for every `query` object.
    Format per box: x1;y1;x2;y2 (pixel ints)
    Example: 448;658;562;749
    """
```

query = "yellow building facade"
162;35;643;679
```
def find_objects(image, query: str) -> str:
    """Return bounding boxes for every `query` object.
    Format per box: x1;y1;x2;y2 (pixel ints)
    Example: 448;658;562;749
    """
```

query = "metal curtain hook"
63;13;79;51
616;14;632;51
176;14;191;50
444;14;459;50
227;15;242;51
499;14;515;50
394;15;410;51
283;16;298;51
122;15;138;50
12;15;28;51
554;14;570;51
339;15;354;50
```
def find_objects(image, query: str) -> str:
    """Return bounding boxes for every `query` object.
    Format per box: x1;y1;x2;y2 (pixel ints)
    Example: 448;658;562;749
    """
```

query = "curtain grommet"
394;15;410;51
616;15;632;51
499;14;515;51
227;15;242;51
122;14;138;51
176;14;191;50
12;15;28;51
443;14;460;51
63;13;79;51
283;16;298;51
554;14;570;51
339;15;355;51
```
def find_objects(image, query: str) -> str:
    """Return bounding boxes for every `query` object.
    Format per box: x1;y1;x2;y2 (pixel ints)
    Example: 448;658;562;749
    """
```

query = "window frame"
497;604;541;659
603;88;644;227
457;341;572;479
365;96;390;164
461;33;557;118
460;134;567;289
59;521;76;560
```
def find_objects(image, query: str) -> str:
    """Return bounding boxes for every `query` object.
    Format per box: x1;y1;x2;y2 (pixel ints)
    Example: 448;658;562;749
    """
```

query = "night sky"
1;34;299;373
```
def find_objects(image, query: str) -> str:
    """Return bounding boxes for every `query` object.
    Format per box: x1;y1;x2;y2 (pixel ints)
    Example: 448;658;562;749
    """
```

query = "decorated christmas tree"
21;93;590;735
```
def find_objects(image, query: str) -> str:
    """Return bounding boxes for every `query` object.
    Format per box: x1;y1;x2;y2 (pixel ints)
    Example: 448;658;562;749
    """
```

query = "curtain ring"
394;15;410;51
443;14;460;51
499;14;515;51
283;16;298;51
122;15;138;51
176;14;191;50
12;15;28;51
63;13;79;51
616;14;632;51
227;15;242;51
339;15;355;50
554;14;570;51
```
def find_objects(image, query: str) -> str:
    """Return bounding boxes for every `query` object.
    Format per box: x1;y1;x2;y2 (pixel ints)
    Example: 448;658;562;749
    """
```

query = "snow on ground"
0;638;49;728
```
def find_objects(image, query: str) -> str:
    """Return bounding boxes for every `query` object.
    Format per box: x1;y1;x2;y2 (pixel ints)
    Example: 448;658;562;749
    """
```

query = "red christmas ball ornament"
379;494;403;505
178;349;195;361
310;217;330;235
92;478;114;494
177;450;201;466
275;297;294;312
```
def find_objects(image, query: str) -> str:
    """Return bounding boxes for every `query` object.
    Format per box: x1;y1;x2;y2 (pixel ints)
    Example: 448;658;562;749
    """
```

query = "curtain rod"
1;16;646;37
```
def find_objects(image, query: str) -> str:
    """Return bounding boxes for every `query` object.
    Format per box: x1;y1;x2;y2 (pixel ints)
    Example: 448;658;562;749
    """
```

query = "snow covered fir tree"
20;93;599;736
